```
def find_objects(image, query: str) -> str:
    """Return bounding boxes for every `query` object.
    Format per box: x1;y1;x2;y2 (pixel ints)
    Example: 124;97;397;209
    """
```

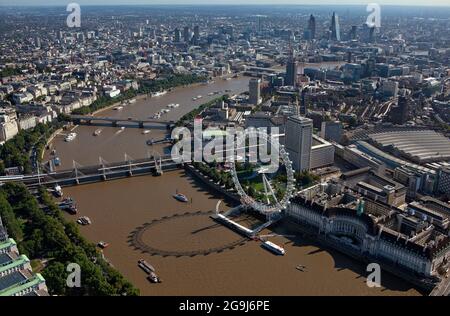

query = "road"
430;276;450;296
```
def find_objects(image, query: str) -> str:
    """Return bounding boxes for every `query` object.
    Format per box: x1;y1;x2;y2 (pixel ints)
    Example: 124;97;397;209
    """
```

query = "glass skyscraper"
331;12;341;41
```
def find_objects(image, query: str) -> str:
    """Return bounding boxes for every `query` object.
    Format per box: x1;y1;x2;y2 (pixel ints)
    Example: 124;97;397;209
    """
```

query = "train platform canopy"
368;130;450;164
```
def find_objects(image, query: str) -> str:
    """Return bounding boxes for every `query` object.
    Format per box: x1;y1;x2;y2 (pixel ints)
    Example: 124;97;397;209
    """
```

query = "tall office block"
349;25;357;40
174;28;182;42
183;26;191;43
285;49;298;87
330;12;341;41
390;96;409;125
286;116;313;171
300;88;307;115
193;25;200;43
35;37;41;48
249;78;262;105
308;14;316;39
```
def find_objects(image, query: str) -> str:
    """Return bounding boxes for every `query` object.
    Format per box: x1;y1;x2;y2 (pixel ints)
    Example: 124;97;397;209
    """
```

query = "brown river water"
45;77;421;296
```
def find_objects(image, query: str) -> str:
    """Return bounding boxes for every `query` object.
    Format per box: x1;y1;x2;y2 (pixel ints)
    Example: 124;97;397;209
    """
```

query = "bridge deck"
70;115;174;125
1;156;181;188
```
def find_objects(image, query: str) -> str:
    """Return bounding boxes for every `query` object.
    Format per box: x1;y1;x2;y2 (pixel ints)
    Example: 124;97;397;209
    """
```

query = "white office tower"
285;116;313;171
249;78;262;105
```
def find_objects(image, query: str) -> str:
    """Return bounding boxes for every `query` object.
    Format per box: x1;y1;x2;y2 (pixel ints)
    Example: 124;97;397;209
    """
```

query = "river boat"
173;193;189;203
262;241;285;255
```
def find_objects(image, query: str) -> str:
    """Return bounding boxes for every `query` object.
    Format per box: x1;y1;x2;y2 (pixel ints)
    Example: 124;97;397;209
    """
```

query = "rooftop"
0;273;46;297
369;130;450;164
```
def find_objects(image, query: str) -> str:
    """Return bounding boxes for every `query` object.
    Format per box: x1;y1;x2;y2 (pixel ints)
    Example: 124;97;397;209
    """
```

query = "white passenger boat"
98;241;109;249
152;91;167;97
116;127;125;134
173;193;189;203
262;241;285;255
64;132;77;142
77;216;92;226
54;184;63;197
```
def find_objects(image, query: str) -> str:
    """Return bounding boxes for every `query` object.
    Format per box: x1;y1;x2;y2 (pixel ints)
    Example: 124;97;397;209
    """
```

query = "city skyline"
2;0;450;7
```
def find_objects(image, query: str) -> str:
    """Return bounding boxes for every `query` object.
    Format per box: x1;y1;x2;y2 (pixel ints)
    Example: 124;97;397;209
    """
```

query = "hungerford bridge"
0;154;179;189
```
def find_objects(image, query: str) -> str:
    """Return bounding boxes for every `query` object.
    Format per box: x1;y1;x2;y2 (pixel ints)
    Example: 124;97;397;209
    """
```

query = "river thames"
45;77;422;296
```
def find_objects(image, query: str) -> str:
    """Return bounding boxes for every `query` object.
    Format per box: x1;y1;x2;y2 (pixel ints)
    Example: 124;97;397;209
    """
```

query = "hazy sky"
1;0;449;6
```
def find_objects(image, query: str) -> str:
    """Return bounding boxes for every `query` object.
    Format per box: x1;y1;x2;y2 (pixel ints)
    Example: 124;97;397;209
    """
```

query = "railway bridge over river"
0;155;181;189
69;115;175;129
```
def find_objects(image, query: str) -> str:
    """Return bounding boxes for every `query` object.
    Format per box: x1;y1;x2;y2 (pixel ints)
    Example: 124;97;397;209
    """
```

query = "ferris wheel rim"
228;130;295;215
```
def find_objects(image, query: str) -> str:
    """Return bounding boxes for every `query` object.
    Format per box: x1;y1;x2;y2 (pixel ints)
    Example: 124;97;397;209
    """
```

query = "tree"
248;185;256;198
295;171;319;188
0;194;23;241
0;160;5;175
42;262;68;296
